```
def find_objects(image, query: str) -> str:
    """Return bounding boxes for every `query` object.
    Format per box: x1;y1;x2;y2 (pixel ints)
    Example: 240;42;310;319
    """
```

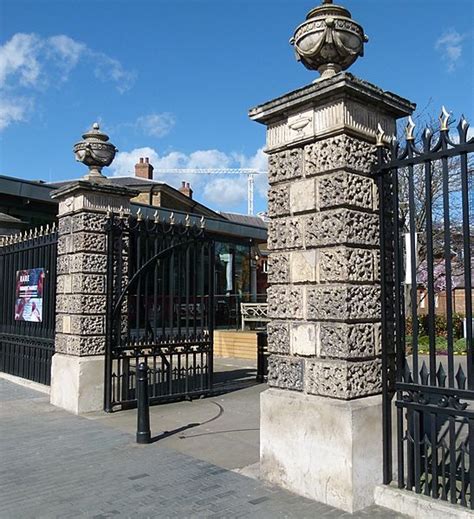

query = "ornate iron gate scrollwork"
378;112;474;509
104;210;215;412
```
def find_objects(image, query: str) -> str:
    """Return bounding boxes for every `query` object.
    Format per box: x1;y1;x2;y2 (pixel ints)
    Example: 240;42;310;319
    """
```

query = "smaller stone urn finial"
290;1;368;81
73;122;118;182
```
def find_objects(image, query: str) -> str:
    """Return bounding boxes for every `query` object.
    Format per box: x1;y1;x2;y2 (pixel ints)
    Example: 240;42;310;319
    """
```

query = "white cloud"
92;53;136;94
0;96;33;130
47;35;86;76
0;33;42;87
0;32;135;131
111;147;160;177
435;29;466;72
135;113;176;138
204;177;248;207
187;150;233;169
110;146;269;210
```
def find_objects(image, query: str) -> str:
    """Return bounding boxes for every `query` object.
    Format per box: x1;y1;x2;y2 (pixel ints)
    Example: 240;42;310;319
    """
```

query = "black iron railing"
0;227;57;385
378;112;473;509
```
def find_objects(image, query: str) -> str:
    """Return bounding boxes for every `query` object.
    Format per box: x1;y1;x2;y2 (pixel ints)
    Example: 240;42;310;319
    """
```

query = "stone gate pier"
50;181;135;414
249;3;414;510
250;71;414;514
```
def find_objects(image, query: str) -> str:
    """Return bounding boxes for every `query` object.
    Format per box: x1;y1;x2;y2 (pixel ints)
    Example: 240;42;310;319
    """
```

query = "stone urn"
73;122;117;182
290;0;368;81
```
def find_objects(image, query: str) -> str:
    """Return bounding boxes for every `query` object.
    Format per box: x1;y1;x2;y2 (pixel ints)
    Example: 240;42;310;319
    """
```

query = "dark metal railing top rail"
104;210;215;411
378;110;474;509
0;226;58;385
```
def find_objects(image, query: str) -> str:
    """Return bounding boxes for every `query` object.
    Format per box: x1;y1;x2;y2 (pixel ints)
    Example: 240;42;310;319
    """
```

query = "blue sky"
0;0;473;215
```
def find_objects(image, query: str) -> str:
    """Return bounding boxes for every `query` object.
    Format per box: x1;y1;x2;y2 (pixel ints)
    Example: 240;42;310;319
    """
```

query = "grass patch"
406;336;467;355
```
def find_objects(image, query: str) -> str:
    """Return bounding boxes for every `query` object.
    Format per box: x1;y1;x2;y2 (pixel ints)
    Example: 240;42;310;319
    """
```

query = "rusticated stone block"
319;322;377;358
373;250;381;282
71;212;108;233
290;250;317;283
58;216;72;234
57;255;70;275
56;274;72;294
69;253;107;273
306;286;381;321
268;217;303;251
267;253;290;285
290;322;317;356
305;135;377;176
268;148;303;185
268;355;303;391
267;321;290;354
319;247;376;283
58;235;73;255
71;273;106;294
72;232;107;253
305;209;378;248
268;286;304;319
55;333;105;355
56;294;107;315
305;358;382;399
374;323;382;356
69;315;105;335
268;184;290;217
56;314;104;335
317;171;376;211
289;178;316;214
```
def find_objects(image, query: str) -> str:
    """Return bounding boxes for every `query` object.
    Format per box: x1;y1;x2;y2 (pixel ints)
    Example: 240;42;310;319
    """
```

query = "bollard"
136;361;151;444
256;331;268;383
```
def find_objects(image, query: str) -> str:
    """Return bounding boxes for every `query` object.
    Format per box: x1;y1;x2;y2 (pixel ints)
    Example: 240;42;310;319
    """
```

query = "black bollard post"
136;361;151;444
256;331;267;383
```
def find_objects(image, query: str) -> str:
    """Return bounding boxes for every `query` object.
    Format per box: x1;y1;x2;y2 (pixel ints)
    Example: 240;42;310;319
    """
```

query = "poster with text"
15;268;45;322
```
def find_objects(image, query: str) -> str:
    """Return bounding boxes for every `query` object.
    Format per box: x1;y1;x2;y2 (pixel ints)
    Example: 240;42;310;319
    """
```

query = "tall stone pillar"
250;72;414;511
50;181;135;414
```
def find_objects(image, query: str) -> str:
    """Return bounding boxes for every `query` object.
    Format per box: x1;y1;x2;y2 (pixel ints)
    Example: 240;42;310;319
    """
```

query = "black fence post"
256;331;268;383
136;361;151;444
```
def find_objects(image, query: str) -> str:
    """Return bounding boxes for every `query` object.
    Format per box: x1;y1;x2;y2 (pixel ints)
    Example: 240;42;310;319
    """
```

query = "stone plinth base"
374;485;472;519
50;353;104;414
260;388;383;513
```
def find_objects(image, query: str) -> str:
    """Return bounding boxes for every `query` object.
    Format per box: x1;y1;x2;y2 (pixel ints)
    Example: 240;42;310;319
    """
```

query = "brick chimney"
178;181;193;199
135;157;154;180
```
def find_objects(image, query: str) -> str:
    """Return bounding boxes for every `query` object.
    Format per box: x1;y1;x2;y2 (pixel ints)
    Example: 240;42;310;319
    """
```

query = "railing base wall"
0;371;50;395
374;485;473;519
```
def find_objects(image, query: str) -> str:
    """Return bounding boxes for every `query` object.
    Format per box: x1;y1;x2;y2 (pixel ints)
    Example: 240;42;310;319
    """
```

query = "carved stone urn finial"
290;1;368;81
73;122;118;182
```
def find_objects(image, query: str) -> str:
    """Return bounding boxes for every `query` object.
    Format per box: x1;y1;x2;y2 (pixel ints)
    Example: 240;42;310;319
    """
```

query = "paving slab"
0;372;408;518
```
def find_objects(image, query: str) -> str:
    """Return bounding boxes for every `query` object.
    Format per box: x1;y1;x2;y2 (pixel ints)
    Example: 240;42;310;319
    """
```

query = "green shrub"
454;338;467;354
434;315;448;337
435;336;448;352
452;313;464;340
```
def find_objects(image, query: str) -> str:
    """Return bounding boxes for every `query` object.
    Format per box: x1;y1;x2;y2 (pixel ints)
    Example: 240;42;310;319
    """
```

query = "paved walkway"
0;378;408;518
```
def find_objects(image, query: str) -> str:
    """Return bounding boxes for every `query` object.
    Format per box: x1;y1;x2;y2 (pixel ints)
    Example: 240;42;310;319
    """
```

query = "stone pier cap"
249;72;415;151
51;180;139;215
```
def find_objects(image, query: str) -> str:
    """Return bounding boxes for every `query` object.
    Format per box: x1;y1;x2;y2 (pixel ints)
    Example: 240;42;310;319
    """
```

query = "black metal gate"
0;226;58;385
104;210;215;412
378;112;473;508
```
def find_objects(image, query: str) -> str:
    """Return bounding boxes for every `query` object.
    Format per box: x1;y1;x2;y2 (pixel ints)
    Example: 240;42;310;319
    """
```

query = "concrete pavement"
0;366;408;518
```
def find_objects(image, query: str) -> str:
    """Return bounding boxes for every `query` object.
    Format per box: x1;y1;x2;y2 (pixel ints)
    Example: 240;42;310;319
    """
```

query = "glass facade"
214;241;252;329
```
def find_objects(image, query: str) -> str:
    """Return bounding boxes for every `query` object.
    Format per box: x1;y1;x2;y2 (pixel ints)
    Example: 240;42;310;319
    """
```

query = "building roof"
0;211;24;224
50;176;165;189
0;174;57;203
219;212;268;229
